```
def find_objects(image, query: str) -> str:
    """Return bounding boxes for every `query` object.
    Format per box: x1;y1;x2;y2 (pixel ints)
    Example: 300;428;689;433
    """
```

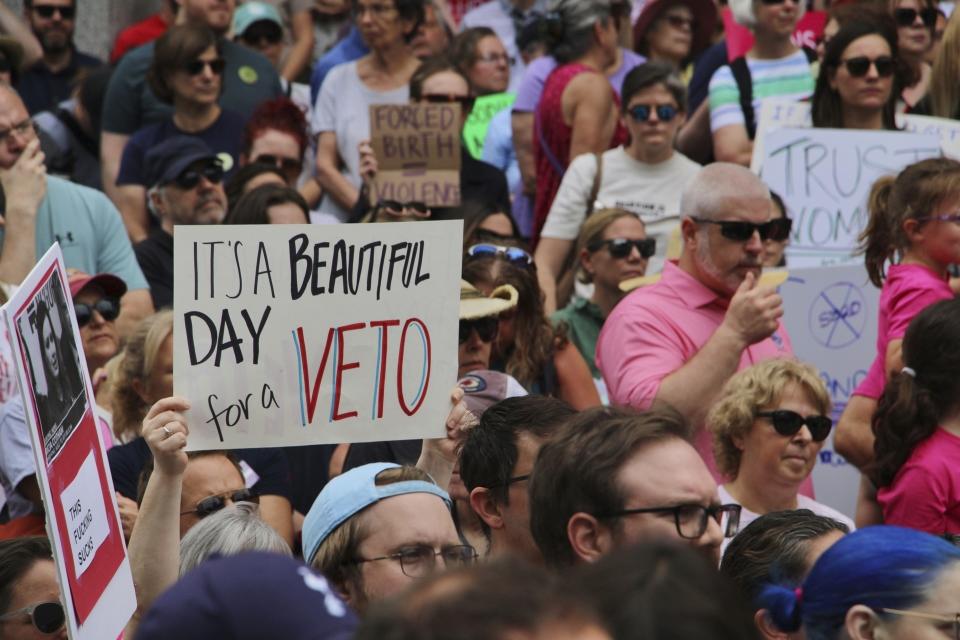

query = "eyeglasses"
353;544;478;578
757;410;833;442
241;25;283;47
33;4;75;19
0;118;35;146
664;14;695;29
253;154;302;181
589;237;657;259
459;316;499;345
0;601;66;634
475;53;515;66
180;488;258;518
597;503;742;539
74;297;120;328
691;217;792;242
840;56;895;78
893;7;938;28
879;609;959;640
628;104;679;123
466;244;533;267
421;93;476;114
377;200;430;218
184;57;226;76
173;162;224;190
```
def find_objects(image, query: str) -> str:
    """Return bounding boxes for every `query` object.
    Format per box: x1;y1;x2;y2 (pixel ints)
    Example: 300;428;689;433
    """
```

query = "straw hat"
459;280;518;320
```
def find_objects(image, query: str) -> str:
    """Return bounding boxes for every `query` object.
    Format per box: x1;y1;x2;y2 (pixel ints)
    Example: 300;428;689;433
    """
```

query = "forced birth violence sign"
174;221;463;451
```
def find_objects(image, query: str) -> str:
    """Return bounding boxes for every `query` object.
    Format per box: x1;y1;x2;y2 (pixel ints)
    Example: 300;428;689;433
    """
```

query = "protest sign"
369;103;462;207
173;221;463;451
2;245;135;640
779;264;880;518
758;127;940;267
463;92;515;159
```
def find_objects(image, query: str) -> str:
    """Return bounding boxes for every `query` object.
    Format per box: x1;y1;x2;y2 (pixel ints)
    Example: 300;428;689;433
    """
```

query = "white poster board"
2;245;135;640
779;264;880;518
758;127;940;267
174;221;463;451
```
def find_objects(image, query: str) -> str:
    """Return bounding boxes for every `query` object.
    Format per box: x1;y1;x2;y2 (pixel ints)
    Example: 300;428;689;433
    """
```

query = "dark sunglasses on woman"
174;162;225;190
893;7;938;28
74;297;120;328
254;154;303;181
180;488;259;518
691;217;792;242
757;410;833;442
377;200;430;217
466;244;533;267
459;316;499;345
241;24;283;47
628;104;679;123
840;56;895;78
0;601;65;634
588;237;657;259
184;57;227;76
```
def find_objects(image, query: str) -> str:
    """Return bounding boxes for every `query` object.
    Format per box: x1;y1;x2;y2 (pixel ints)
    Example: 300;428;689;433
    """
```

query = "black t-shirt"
134;227;173;310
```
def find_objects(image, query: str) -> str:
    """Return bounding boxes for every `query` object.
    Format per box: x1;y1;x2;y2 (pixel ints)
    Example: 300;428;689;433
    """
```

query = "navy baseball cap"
136;552;358;640
142;135;220;188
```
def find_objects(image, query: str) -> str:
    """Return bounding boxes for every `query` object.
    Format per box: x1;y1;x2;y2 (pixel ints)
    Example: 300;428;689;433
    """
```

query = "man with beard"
596;163;799;490
135;135;228;309
16;0;101;115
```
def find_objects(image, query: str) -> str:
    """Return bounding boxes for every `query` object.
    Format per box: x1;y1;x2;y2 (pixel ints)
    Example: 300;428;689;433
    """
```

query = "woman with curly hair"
708;359;853;551
461;247;600;409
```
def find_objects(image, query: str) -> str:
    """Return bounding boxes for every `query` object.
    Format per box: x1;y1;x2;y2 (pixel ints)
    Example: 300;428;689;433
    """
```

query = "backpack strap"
585;152;603;217
801;46;817;63
729;56;755;140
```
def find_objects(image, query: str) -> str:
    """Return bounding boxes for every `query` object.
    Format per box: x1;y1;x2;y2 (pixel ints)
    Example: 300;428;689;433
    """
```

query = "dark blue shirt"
17;48;102;115
309;26;368;103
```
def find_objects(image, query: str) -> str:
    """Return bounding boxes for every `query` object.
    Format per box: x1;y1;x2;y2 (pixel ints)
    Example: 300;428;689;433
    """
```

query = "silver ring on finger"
162;425;172;437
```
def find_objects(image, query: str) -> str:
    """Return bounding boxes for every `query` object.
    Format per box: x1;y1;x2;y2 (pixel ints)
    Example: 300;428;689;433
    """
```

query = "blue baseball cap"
136;552;358;640
303;462;452;565
233;2;283;36
142;135;220;188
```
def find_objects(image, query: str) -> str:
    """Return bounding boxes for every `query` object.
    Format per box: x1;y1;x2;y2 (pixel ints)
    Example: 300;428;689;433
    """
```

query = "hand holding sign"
723;271;784;346
142;397;191;477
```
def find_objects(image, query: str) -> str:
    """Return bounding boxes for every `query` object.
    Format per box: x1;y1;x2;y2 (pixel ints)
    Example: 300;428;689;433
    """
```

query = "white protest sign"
3;245;135;640
174;221;463;451
779;264;880;518
759;127;940;267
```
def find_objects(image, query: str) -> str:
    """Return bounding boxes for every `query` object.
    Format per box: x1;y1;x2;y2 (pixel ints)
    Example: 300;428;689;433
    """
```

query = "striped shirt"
708;50;815;132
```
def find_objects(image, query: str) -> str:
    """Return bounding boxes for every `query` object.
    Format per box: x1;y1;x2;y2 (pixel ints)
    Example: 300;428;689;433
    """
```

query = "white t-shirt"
310;61;409;223
539;147;701;274
718;484;856;558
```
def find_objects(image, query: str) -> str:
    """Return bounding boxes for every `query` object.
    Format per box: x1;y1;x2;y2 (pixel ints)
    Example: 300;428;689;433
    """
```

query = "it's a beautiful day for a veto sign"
173;222;462;451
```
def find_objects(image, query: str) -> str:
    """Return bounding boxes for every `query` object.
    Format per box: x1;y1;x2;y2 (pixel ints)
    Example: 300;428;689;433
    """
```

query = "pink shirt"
855;263;953;399
878;427;960;534
596;261;804;491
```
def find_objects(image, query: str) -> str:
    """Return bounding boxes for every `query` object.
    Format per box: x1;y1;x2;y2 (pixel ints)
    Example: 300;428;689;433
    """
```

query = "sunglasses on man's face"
0;601;65;634
840;55;895;78
74;297;120;328
33;4;75;19
894;7;938;28
180;488;258;518
628;104;679;123
241;24;283;47
184;57;226;76
757;410;833;441
589;237;657;259
459;316;499;345
174;162;225;190
692;217;792;242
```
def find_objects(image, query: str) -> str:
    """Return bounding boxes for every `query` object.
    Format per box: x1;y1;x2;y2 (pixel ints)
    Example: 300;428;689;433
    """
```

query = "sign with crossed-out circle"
807;281;867;349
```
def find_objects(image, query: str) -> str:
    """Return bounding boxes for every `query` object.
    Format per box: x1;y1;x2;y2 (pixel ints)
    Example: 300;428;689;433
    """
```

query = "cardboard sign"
724;8;827;60
369;103;462;207
173;221;463;451
463;92;515;159
3;245;135;640
758;127;940;267
779;264;880;518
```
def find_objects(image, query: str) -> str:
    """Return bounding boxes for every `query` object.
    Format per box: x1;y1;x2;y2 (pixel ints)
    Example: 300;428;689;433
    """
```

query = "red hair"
242;97;309;157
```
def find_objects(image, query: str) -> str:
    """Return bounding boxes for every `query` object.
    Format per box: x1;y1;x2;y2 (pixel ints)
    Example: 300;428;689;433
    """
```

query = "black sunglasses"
180;488;259;518
692;217;792;242
459;316;499;345
628;104;679;123
184;57;226;76
422;93;477;113
840;56;895;78
74;297;120;328
241;24;283;46
378;200;430;217
757;410;833;442
0;601;65;634
254;154;302;180
589;237;657;259
33;4;75;19
894;7;938;28
174;162;224;190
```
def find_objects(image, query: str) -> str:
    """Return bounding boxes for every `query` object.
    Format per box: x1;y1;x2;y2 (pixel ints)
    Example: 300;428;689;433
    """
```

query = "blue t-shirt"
0;176;148;291
116;109;247;186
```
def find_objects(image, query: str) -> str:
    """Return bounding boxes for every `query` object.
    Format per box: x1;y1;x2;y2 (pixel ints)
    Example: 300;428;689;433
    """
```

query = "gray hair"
545;0;618;63
179;503;291;575
679;163;771;222
729;0;806;29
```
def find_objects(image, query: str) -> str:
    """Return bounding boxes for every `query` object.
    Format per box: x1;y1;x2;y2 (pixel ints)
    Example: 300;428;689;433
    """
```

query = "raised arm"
281;8;316;82
417;387;477;491
0;4;41;68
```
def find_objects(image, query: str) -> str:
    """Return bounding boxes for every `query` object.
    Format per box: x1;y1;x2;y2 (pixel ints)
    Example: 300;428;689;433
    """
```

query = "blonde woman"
914;7;960;117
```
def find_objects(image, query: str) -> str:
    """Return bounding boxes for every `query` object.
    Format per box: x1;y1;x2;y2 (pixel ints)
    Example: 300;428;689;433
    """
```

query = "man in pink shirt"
596;162;809;495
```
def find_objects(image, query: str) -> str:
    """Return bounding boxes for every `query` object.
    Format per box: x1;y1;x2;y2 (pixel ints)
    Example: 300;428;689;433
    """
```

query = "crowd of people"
0;0;960;637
